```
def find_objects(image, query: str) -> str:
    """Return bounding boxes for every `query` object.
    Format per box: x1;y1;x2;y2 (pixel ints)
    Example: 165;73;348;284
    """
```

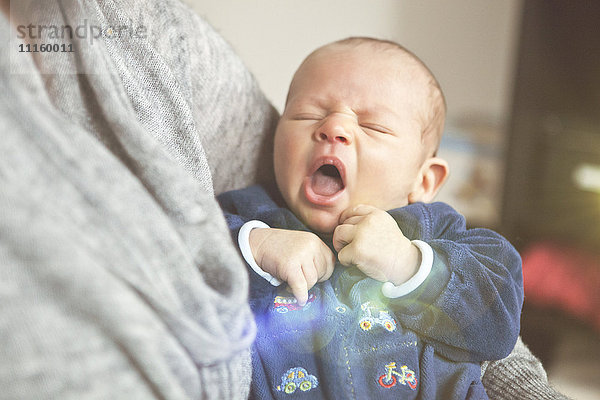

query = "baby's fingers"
339;204;377;224
333;223;355;252
337;243;356;268
317;246;336;282
285;267;309;306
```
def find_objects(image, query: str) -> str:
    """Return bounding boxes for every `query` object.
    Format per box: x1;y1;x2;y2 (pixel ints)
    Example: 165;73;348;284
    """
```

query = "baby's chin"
299;212;339;236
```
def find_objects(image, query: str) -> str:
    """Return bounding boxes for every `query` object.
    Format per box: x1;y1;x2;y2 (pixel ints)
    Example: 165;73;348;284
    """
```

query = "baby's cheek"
361;179;411;211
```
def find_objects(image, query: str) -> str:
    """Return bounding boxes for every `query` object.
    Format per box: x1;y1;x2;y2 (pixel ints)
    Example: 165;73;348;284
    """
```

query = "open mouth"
311;164;344;196
303;157;346;206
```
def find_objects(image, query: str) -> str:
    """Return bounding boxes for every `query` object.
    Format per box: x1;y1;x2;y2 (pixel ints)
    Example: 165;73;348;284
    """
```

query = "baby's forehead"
307;41;423;73
292;43;432;110
293;43;432;103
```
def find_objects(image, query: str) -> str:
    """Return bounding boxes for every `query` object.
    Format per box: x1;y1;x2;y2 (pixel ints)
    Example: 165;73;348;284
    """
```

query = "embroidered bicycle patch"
377;362;418;390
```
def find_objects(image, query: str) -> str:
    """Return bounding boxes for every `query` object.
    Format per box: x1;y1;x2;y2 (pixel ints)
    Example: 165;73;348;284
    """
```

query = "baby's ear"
408;157;449;204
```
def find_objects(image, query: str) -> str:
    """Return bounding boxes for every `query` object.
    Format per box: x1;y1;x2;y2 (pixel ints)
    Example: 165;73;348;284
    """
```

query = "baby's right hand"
249;228;335;305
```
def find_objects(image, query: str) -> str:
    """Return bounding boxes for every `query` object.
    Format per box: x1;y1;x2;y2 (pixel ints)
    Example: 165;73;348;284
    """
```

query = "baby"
218;37;523;399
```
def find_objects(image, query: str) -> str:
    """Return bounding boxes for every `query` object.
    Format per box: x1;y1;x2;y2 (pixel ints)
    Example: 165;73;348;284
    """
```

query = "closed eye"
291;114;323;121
360;123;393;135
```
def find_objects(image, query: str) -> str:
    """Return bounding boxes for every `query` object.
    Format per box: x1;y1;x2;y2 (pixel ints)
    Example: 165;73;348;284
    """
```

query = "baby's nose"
317;115;353;144
318;131;350;144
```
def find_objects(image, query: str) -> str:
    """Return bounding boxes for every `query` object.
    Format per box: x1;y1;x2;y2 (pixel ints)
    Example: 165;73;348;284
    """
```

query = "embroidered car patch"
276;367;319;394
273;293;316;313
358;301;397;332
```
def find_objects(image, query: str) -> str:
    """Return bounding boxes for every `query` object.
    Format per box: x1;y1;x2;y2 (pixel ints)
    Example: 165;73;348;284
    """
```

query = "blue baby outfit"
218;185;523;399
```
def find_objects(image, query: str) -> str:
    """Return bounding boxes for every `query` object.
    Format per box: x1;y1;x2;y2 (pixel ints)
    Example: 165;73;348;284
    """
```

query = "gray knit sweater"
0;0;566;399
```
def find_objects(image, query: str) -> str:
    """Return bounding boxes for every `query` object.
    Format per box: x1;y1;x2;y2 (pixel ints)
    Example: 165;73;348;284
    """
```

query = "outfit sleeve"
217;186;283;302
237;220;282;286
387;202;524;363
381;239;434;298
217;185;308;305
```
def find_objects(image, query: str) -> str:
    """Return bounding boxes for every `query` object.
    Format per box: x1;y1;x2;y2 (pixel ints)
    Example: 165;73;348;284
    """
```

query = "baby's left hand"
333;205;421;285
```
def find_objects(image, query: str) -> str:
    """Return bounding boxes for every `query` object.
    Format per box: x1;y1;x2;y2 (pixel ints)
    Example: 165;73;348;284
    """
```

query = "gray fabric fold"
482;338;570;399
1;0;277;398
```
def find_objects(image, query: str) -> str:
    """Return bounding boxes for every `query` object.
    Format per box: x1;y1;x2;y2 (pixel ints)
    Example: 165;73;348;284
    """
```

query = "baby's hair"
299;37;446;154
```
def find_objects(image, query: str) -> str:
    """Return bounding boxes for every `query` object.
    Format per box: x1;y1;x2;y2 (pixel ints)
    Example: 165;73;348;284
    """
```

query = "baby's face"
274;44;434;233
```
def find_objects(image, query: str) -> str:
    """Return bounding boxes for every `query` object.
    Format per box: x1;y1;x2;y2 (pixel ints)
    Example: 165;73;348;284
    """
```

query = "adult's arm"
481;337;570;399
0;0;281;398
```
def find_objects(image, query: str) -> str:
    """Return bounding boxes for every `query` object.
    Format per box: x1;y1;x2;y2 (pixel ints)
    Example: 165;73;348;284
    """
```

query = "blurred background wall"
184;1;600;398
184;0;520;123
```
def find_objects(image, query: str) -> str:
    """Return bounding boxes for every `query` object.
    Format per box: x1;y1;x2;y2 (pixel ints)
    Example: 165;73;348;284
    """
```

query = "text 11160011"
19;43;74;53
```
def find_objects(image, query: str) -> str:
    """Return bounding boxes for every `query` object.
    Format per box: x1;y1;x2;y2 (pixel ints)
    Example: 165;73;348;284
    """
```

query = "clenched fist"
249;228;335;305
333;205;421;286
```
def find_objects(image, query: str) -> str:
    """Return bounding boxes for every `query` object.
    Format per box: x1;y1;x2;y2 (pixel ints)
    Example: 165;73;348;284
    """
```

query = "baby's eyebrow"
355;105;399;121
285;95;327;110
